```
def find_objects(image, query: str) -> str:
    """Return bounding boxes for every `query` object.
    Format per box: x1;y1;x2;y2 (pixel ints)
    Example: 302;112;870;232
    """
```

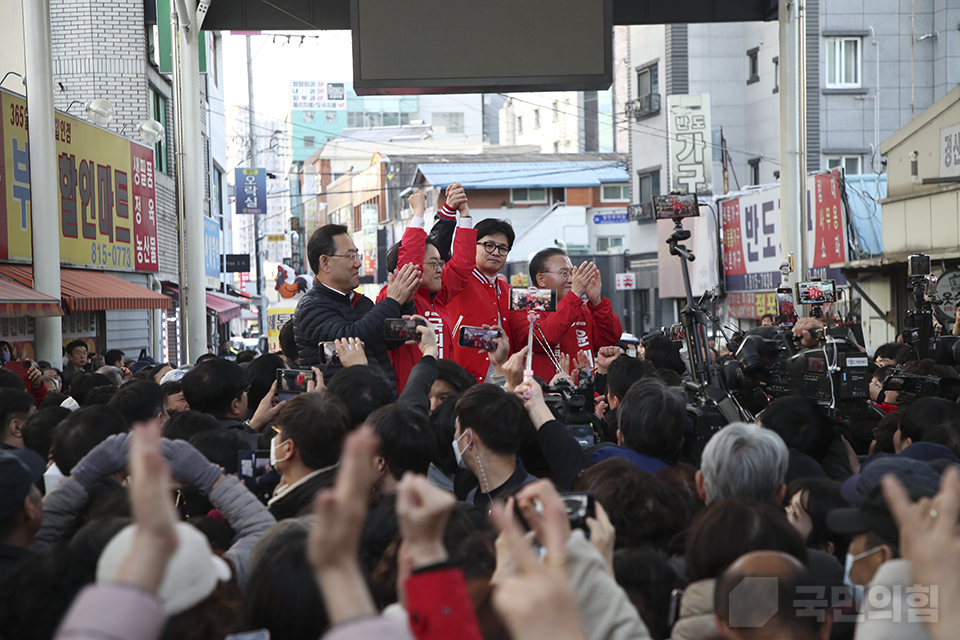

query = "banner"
235;168;266;214
668;94;713;196
721;168;849;298
0;89;159;272
290;81;347;110
204;216;220;281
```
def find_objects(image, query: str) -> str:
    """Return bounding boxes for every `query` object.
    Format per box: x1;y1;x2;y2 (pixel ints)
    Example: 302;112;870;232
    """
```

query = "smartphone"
3;360;31;389
383;318;426;342
276;368;316;402
238;450;275;502
458;326;502;351
651;193;700;220
795;280;836;304
559;491;596;533
776;287;796;328
509;287;558;312
908;253;931;277
318;341;341;367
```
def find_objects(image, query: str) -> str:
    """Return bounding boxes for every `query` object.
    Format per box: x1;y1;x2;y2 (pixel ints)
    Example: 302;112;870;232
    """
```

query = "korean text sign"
235;168;266;215
668;94;713;196
0;89;159;271
721;168;848;296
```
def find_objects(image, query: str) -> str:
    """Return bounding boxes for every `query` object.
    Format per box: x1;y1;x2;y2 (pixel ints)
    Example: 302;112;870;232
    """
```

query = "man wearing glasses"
62;340;93;387
444;217;516;383
376;185;475;392
295;223;421;393
509;248;622;382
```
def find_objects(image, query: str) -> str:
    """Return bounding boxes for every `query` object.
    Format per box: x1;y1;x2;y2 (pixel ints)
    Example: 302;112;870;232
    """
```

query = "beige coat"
669;578;717;640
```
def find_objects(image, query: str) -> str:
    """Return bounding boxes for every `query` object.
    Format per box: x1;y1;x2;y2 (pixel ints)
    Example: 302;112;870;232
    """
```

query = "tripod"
666;218;716;386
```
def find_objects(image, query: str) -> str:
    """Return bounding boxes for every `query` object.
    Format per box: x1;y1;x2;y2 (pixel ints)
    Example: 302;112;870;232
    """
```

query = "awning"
0;277;65;317
207;290;252;308
161;283;241;324
0;265;170;312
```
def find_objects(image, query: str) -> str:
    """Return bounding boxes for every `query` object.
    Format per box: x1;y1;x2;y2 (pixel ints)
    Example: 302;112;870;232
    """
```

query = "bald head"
715;551;829;640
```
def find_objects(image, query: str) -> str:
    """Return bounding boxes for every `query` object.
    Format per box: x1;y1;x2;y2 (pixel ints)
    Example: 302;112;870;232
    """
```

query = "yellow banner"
266;234;286;243
0;89;159;271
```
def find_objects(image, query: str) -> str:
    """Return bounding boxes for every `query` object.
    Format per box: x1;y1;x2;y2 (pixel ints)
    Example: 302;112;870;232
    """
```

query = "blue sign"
593;212;629;224
235;167;267;215
204;216;220;279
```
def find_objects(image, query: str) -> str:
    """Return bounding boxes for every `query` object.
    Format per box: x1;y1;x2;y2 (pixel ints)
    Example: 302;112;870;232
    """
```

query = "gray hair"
96;365;123;386
700;422;789;504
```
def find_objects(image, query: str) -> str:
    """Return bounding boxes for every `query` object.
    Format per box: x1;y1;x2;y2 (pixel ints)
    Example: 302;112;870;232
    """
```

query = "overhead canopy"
161;284;242;324
0;265;171;312
0;277;64;317
201;0;776;30
414;161;630;190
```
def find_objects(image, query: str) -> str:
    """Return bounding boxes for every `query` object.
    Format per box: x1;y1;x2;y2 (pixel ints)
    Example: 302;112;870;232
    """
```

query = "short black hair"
188;429;250;475
82;386;117;406
642;335;686;375
475;218;515;249
276;392;349;470
162;410;221;442
368;404;436;479
899;397;960;445
107;380;165;427
528;247;567;282
65;340;88;355
607;356;655;403
874;342;906;362
22;407;71;460
68;373;113;405
385;237;440;273
308;223;348;274
760;395;835;462
784;477;850;564
244;354;285;412
51;405;127;475
0;388;35;433
327;366;392;428
103;349;125;368
436;359;478;394
0;368;25;391
279;321;299;362
161;379;183;398
180;359;246;418
617;377;687;461
429;394;461;476
455;384;532;456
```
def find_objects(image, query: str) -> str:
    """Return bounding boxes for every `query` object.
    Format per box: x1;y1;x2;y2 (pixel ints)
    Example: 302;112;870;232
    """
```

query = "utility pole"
779;0;808;287
246;36;268;336
22;0;63;364
172;0;208;363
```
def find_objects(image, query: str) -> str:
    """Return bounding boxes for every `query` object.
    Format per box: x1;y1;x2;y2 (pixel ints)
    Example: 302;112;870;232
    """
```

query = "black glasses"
477;241;510;257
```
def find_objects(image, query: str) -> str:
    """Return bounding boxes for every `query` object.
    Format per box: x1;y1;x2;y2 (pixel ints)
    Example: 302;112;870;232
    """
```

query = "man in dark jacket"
295;223;420;393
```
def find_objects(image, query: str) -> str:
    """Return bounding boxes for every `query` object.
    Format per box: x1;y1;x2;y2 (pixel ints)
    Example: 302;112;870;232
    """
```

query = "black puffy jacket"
294;280;403;392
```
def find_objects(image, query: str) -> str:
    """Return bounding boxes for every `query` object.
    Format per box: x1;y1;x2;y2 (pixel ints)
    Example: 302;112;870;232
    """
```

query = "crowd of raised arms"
4;184;960;640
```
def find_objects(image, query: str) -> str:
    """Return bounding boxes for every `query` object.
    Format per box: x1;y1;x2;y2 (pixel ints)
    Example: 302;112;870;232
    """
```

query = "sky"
222;30;354;121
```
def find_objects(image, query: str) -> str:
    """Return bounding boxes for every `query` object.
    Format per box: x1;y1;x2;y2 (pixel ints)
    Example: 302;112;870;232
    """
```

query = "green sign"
156;0;208;74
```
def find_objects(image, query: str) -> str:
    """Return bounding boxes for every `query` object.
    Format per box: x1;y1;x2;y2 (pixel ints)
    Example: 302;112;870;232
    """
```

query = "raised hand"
571;262;597;298
513;378;555;430
502;345;529;393
386;262;422;304
408;192;427;217
336;338;368;367
395;473;456;569
595;345;620;375
406;314;438;358
445;183;467;211
585;267;602;305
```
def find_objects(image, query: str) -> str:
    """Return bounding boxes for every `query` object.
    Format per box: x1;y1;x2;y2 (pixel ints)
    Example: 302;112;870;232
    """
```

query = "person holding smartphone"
375;185;476;393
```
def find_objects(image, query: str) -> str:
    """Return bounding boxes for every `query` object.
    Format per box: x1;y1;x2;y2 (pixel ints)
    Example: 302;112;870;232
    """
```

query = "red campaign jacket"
446;269;512;383
509;291;623;382
377;220;476;393
406;568;484;640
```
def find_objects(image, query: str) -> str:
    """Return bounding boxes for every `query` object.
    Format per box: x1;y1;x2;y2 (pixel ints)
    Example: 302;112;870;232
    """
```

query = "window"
827;155;861;175
149;87;167;174
303;110;315;123
553;141;560;153
826;37;861;88
601;183;630;202
383;112;399;126
637;169;660;205
304;136;315;148
773;56;779;93
597;236;624;252
326;111;338;123
433;112;464;134
517;115;524;136
534;109;541;129
634;63;660;118
748;158;761;185
511;188;547;204
347;112;364;127
552;101;559;122
364;112;382;128
747;47;760;84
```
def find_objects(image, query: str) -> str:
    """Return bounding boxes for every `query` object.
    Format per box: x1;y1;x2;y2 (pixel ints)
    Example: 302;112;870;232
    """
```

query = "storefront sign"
235;168;266;215
668;94;713;195
290;81;347;110
222;254;251;273
940;123;960;179
0;311;98;361
204;216;220;280
0;90;159;272
360;204;378;280
593;212;629;224
615;273;637;290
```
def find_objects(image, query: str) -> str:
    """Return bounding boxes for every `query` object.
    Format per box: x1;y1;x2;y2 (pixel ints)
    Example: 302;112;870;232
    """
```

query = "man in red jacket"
377;186;476;393
509;248;622;382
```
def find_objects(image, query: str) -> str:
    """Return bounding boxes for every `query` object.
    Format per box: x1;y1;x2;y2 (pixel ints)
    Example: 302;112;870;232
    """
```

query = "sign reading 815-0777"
235;168;266;215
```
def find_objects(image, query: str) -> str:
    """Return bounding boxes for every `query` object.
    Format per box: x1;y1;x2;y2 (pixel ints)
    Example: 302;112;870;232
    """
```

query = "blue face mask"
843;546;882;607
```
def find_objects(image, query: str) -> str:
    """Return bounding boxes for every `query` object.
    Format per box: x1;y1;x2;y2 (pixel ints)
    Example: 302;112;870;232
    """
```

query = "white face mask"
270;434;290;468
452;430;470;470
843;545;882;606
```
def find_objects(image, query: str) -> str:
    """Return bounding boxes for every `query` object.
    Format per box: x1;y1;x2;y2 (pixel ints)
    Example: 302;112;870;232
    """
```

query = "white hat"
159;367;189;385
96;522;232;615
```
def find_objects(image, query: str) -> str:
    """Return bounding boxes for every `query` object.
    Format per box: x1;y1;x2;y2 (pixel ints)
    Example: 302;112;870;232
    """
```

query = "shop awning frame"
0;276;65;317
0;265;170;312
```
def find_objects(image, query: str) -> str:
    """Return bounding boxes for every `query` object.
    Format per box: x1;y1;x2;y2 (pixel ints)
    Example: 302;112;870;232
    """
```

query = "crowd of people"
2;184;960;640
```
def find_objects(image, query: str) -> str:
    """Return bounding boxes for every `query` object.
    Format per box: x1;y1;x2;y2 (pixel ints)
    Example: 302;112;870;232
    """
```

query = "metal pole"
22;0;63;364
246;36;268;336
779;0;808;291
172;0;208;363
172;7;188;364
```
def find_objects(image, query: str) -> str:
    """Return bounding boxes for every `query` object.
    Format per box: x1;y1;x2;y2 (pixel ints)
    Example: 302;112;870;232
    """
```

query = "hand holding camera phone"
509;287;558;312
276;368;317;402
3;360;33;389
318;341;341;367
458;326;503;351
795;279;837;304
383;317;426;342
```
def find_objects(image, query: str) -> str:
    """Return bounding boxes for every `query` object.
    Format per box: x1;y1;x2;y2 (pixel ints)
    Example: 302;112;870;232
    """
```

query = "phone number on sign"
90;243;132;268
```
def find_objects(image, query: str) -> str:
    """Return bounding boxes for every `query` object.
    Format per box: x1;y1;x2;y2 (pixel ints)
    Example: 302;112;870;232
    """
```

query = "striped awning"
0;265;171;312
0;277;64;317
161;283;241;323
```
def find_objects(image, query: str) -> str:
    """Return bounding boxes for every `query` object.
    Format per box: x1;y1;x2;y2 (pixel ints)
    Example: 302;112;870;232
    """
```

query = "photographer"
509;248;622;382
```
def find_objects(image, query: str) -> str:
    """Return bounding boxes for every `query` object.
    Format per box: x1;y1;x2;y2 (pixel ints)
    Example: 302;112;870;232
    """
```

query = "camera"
882;370;960;405
542;375;599;449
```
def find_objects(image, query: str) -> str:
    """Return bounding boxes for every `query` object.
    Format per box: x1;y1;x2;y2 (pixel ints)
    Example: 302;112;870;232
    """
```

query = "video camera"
882;369;960;405
541;374;599;449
